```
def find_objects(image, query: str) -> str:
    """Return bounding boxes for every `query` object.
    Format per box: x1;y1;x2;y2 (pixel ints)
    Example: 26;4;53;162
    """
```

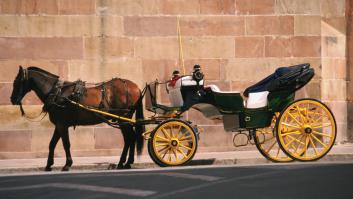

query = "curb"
1;153;353;175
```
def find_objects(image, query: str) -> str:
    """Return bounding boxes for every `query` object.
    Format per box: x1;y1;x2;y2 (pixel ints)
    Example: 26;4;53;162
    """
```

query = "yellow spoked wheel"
276;99;336;161
148;119;198;167
254;114;293;162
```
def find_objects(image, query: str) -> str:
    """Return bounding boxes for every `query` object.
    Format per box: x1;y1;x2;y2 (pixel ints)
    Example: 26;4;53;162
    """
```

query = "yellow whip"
177;16;186;75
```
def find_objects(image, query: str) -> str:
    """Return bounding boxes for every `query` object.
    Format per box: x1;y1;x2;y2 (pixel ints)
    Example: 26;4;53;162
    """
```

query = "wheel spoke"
179;135;192;141
311;133;328;148
179;143;192;151
294;134;305;153
311;123;332;129
156;135;170;142
312;130;332;138
172;148;179;162
275;146;281;158
281;130;302;136
304;135;309;157
281;122;301;129
177;148;188;158
158;146;170;153
155;142;169;147
162;147;169;159
175;125;182;139
287;111;303;126
285;134;305;145
161;128;170;139
265;140;277;154
309;135;318;156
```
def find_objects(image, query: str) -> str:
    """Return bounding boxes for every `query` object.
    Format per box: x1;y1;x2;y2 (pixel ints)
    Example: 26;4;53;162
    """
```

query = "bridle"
16;68;48;121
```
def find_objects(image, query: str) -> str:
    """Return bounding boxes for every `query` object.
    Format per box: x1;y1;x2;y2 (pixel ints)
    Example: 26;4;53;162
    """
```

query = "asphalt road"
0;162;352;199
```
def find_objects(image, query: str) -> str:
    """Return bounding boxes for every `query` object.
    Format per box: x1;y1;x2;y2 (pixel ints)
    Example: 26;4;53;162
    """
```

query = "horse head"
10;66;31;105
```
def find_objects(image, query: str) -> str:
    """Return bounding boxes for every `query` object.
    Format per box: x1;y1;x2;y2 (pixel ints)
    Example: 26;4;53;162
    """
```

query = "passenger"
168;70;181;87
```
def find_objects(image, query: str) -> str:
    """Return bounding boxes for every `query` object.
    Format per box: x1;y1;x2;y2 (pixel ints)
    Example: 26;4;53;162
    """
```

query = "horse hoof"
116;164;124;170
44;167;52;172
123;164;131;169
61;166;70;171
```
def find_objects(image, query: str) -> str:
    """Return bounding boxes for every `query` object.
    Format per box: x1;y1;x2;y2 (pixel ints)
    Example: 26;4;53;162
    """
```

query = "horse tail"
135;96;145;155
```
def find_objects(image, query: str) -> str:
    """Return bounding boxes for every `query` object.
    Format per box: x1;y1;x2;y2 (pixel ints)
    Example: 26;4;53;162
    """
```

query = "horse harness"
44;78;131;113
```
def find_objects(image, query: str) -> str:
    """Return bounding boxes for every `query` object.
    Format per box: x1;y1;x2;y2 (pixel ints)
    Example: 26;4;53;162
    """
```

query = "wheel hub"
170;139;179;147
302;124;312;134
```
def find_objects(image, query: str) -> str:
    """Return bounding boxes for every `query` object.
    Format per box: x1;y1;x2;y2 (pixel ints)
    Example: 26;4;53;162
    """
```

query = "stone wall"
0;0;350;159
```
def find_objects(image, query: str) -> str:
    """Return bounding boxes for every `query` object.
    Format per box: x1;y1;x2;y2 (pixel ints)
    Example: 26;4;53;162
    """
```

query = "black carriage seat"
243;63;314;97
145;81;180;114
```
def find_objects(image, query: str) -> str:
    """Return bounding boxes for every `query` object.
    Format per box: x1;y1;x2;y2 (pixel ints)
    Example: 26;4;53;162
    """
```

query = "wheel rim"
255;114;293;162
152;121;197;166
277;100;336;161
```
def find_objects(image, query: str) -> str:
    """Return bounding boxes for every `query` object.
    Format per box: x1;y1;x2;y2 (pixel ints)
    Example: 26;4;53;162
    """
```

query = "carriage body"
145;63;337;166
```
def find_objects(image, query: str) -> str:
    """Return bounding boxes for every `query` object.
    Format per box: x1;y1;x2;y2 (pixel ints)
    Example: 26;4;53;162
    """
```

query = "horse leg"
124;124;136;169
117;125;130;169
60;126;73;171
45;128;61;171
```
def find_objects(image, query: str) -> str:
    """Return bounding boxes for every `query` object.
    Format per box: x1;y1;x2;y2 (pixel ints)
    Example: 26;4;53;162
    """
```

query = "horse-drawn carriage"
141;63;336;166
11;63;336;170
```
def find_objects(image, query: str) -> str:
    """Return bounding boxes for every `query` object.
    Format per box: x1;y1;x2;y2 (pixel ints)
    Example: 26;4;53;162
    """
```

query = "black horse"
10;66;144;171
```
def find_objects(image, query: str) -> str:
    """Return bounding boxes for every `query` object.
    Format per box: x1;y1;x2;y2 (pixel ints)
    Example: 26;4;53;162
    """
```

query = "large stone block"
68;127;96;150
160;0;200;14
31;128;56;152
0;16;20;37
124;16;177;36
0;15;123;37
0;37;83;60
135;37;178;59
180;16;244;36
197;125;234;150
183;37;235;59
68;59;143;87
294;16;321;36
321;58;346;79
231;80;253;93
295;80;321;99
235;0;275;15
0;130;32;152
321;17;346;36
292;36;321;57
0;60;69;82
0;0;58;14
94;127;124;149
200;0;235;15
321;0;345;17
224;58;280;81
142;59;178;83
324;101;348;124
347;102;353;141
97;0;161;15
265;36;292;57
184;59;221;80
0;105;53;131
235;37;264;58
84;37;134;59
321;36;346;58
275;0;321;15
321;80;346;101
246;16;294;35
58;0;95;14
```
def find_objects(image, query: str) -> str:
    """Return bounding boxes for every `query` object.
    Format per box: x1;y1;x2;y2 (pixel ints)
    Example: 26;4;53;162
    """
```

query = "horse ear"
19;65;23;72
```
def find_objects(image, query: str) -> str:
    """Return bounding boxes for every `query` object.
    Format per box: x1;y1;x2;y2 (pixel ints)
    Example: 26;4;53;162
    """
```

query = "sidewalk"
1;144;353;174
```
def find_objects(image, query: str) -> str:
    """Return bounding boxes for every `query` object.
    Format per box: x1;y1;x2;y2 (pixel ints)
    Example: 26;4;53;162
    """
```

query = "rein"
19;102;48;122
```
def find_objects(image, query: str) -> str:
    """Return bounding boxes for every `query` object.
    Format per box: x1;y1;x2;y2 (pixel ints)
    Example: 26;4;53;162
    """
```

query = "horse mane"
27;66;59;78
